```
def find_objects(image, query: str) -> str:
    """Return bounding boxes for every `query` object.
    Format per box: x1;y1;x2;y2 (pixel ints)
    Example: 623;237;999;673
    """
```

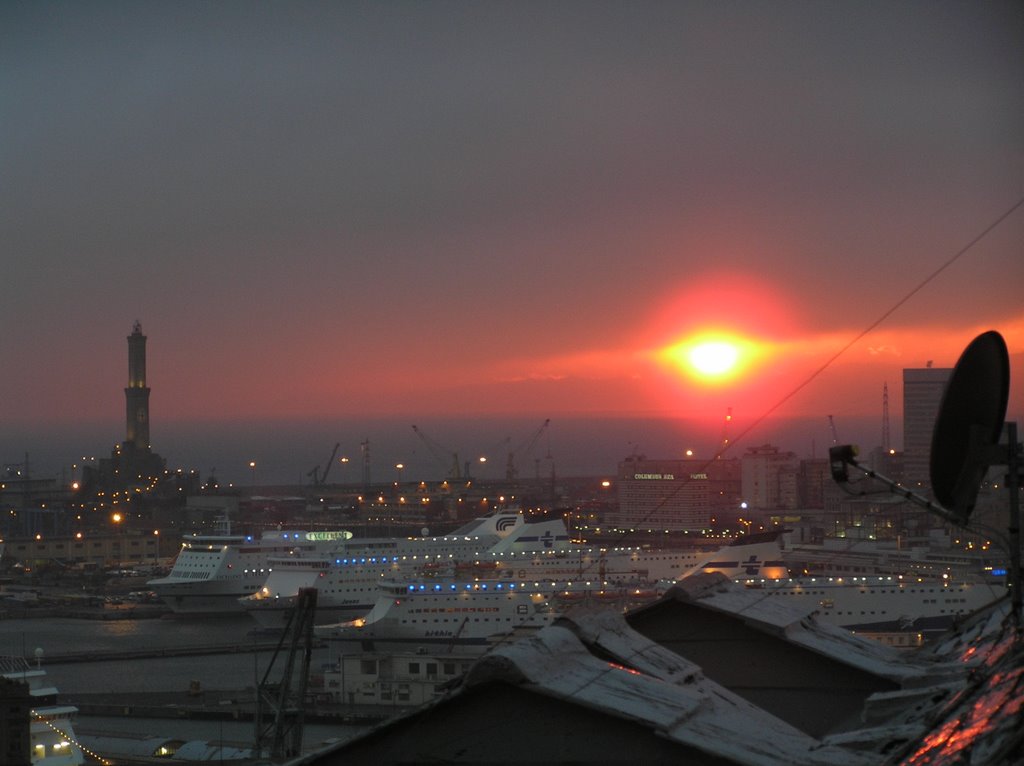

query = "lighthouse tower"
80;322;168;499
125;320;151;450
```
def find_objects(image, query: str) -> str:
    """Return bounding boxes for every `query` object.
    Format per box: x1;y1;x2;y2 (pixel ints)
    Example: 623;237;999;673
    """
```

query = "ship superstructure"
314;579;564;653
243;518;786;628
241;511;533;627
147;526;351;613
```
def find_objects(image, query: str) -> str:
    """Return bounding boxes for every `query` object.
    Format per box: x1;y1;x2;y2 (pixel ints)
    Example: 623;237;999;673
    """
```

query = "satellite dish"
929;330;1009;523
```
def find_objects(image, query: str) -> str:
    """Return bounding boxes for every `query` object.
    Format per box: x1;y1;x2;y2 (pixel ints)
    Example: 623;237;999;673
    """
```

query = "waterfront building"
608;456;741;532
741;444;799;511
0;675;31;766
315;652;476;708
2;530;164;569
797;458;829;509
902;366;951;491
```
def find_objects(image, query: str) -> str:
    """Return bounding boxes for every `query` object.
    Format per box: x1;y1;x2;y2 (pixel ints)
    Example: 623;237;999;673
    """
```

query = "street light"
112;512;124;567
249;461;256;489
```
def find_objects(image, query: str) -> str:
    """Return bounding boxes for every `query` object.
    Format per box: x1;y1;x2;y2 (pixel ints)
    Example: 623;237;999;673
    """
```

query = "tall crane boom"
412;425;462;480
319;443;341;485
308;442;340;486
507;419;550;481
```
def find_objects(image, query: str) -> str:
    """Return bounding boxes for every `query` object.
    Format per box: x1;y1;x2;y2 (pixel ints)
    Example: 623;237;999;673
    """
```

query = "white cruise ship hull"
736;575;1008;636
148;529;351;614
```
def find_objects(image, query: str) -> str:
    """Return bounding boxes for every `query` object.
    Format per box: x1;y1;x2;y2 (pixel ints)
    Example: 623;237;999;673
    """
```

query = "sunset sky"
2;2;1022;483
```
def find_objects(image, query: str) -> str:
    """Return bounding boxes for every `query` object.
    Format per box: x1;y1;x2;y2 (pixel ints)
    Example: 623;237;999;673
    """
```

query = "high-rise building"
610;456;741;531
740;444;799;510
902;367;951;491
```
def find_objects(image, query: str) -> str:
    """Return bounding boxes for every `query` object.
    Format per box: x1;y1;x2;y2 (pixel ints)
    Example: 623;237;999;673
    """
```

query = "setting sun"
689;341;740;376
659;333;761;385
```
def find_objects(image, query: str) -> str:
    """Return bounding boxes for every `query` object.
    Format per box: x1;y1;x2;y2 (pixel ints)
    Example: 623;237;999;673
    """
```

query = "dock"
42;640;318;665
70;689;391;726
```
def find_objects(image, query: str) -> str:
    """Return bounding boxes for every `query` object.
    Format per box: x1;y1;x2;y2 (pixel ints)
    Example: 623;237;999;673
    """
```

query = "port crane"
412;425;464;480
307;442;340;486
506;419;550;481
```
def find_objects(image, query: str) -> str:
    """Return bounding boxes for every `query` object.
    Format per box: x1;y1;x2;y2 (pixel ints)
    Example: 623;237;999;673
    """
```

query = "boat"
314;575;670;654
240;510;535;627
314;580;558;653
673;530;1009;638
243;516;789;628
1;652;86;766
730;572;1007;639
146;526;352;614
781;532;1007;580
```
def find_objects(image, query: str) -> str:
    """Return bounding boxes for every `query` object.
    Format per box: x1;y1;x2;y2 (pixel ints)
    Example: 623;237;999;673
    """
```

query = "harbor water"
1;614;369;753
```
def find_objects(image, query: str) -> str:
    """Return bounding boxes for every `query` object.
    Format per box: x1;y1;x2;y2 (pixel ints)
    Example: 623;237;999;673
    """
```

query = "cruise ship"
241;511;538;627
313;576;666;653
678;535;1009;640
1;653;85;766
147;526;352;614
314;580;560;653
244;518;786;629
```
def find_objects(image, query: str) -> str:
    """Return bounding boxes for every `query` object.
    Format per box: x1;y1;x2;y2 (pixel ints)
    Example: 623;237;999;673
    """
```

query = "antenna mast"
881;382;891;452
719;407;733;455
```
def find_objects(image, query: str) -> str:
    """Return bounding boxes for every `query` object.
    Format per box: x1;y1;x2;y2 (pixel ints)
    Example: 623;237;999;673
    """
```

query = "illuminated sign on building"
633;473;675;480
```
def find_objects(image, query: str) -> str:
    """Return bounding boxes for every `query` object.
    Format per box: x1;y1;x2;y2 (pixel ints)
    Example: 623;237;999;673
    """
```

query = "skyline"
2;2;1022;485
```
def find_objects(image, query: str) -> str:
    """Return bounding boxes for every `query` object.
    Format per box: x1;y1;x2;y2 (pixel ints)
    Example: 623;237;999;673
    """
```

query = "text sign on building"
633;473;675;480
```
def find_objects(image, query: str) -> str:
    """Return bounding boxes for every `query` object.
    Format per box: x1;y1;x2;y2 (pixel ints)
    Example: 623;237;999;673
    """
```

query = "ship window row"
400;617;511;624
774;588;963;596
409;607;502;614
404;661;472;676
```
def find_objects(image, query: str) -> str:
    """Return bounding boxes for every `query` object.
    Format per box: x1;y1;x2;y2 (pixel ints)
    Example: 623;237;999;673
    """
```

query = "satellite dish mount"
829;331;1021;625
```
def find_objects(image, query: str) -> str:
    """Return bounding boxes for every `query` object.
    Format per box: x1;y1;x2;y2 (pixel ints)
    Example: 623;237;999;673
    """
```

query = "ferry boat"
426;524;790;584
243;514;786;626
240;511;538;628
242;517;787;628
731;573;1007;639
1;653;85;766
147;526;352;614
313;580;560;653
678;534;1009;639
313;574;689;654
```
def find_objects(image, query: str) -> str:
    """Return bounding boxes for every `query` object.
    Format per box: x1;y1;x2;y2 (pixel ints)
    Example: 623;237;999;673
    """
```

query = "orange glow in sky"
661;334;756;383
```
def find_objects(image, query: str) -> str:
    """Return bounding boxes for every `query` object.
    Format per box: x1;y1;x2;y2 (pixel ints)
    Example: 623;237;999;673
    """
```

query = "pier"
70;689;390;726
41;639;319;665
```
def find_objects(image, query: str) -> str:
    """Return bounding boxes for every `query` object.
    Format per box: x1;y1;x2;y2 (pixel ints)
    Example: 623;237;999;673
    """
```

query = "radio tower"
881;383;891;452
